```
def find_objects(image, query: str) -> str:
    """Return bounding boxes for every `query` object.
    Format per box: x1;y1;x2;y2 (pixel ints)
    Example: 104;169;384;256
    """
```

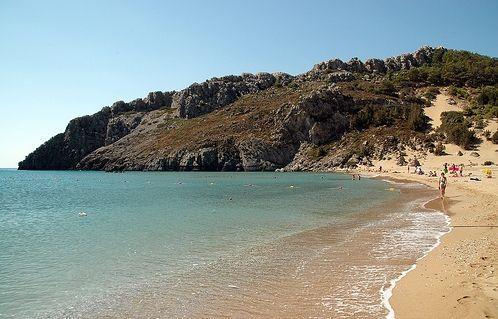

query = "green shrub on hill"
373;80;397;96
351;104;394;129
407;106;430;131
436;50;498;87
307;146;327;159
423;87;440;101
483;130;491;140
393;49;498;88
462;86;498;120
448;85;469;99
476;86;498;106
351;103;429;133
434;141;445;156
440;111;476;149
492;130;498;144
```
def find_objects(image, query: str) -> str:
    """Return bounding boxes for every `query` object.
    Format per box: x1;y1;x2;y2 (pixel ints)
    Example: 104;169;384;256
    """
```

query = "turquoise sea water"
1;169;450;318
0;170;398;318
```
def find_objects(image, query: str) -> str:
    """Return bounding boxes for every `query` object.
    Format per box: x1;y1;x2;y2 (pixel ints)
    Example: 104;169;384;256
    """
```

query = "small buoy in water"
78;212;87;217
210;182;214;185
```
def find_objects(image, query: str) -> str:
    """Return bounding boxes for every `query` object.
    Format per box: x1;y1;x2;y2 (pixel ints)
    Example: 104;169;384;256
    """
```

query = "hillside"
18;47;498;171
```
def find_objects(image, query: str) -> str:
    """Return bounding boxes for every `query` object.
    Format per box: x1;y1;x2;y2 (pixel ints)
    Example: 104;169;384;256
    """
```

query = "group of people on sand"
377;163;449;200
409;165;425;175
443;162;464;177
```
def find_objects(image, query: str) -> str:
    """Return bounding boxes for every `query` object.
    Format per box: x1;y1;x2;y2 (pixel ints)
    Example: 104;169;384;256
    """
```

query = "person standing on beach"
438;172;447;199
443;163;448;174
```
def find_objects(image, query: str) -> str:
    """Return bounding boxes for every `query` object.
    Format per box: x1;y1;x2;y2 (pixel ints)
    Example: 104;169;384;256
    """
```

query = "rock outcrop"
306;46;442;79
172;72;293;118
18;89;172;170
105;113;144;145
18;108;111;170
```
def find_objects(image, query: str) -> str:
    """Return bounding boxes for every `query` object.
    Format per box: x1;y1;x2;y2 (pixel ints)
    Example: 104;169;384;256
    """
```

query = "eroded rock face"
172;72;293;118
63;110;111;164
281;87;353;145
365;58;387;73
156;142;243;171
110;91;174;116
308;46;443;78
105;113;144;145
18;108;112;170
78;139;243;172
18;89;174;170
17;133;68;170
237;139;294;171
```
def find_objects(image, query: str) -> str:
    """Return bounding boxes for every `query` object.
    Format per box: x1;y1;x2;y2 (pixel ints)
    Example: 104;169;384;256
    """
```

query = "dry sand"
359;92;498;318
424;93;462;128
390;181;497;319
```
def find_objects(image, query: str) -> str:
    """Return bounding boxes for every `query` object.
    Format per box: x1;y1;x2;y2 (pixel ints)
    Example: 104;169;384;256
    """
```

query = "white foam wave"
381;199;452;319
381;179;428;189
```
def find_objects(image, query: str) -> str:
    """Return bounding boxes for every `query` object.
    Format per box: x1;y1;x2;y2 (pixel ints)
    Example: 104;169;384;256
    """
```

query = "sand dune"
425;93;463;128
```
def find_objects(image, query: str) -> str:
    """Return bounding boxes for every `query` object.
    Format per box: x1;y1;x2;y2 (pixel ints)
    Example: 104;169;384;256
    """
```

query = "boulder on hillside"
446;98;457;105
346;155;360;167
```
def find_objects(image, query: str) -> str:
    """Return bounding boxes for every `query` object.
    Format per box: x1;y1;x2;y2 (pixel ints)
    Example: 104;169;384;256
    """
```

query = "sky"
1;0;497;168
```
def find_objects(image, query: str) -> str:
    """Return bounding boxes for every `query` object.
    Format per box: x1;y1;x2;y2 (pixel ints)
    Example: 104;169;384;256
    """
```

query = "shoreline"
60;172;444;318
366;171;498;319
381;197;452;319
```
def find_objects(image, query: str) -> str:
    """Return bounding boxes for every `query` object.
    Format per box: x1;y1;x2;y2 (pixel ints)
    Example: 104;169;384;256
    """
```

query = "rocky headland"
18;47;498;171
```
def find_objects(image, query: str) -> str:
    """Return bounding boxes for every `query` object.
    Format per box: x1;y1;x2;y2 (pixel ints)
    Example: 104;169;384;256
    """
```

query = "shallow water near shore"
0;170;449;318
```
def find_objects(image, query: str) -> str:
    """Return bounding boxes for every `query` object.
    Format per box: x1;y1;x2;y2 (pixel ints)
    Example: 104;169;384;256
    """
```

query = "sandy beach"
364;168;497;319
355;92;498;318
357;92;498;318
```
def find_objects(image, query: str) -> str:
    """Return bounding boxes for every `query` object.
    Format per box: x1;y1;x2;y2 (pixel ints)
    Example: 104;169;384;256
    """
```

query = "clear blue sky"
1;0;497;167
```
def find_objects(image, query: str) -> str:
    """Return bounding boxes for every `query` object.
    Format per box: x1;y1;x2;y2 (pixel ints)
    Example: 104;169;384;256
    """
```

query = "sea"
0;169;450;318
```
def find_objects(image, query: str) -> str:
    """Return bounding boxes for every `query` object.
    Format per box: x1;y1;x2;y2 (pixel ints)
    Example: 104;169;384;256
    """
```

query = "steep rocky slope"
18;47;498;171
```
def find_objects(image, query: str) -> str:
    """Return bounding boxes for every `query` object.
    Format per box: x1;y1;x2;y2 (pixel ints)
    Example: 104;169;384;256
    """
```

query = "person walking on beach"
438;172;447;199
443;163;448;174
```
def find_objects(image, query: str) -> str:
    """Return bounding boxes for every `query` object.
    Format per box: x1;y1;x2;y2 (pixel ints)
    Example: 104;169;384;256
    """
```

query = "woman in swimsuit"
439;172;447;199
